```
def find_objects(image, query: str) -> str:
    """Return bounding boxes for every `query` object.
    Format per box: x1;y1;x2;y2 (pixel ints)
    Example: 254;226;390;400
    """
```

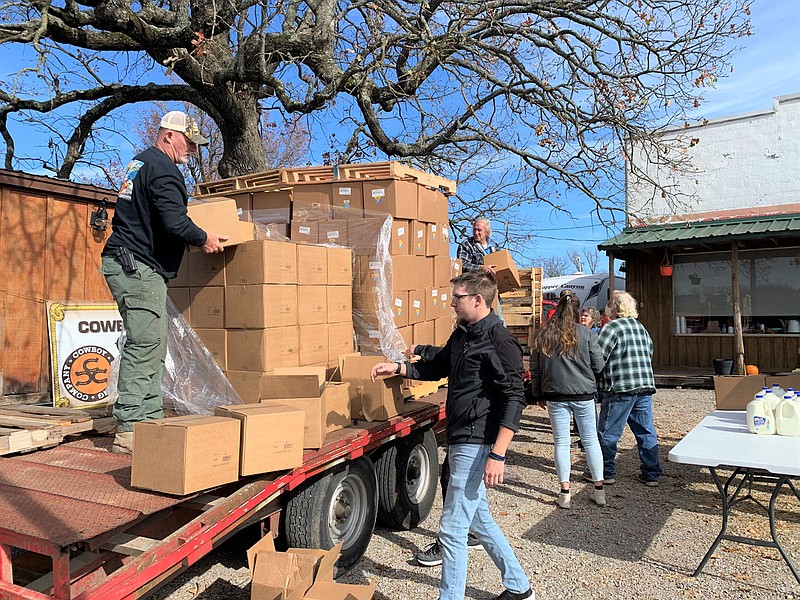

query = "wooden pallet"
0;405;113;456
500;267;543;351
196;161;457;197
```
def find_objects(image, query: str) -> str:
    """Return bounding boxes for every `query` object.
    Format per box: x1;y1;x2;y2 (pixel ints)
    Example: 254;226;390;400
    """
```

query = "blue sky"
524;1;800;269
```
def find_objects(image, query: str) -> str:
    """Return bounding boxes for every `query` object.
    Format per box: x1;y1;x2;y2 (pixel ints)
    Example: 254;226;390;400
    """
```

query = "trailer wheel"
375;428;438;530
283;456;377;572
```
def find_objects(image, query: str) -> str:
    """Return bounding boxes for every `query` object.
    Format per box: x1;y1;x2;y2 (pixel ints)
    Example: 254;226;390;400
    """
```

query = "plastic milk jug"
746;394;775;435
771;383;786;399
775;395;800;437
761;388;781;412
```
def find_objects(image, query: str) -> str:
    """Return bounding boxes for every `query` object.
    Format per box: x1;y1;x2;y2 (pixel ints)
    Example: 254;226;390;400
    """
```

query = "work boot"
112;431;134;455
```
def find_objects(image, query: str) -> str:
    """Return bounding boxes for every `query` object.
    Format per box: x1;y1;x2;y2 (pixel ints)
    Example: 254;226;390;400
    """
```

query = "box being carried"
187;198;254;251
340;355;405;422
483;249;521;293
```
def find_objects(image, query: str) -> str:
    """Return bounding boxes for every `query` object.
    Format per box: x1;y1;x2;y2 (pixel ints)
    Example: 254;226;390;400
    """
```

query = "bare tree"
540;255;571;278
0;0;750;217
582;246;601;274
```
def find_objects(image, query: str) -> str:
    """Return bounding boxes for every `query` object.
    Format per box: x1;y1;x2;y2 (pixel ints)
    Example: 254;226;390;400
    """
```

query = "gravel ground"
152;388;800;599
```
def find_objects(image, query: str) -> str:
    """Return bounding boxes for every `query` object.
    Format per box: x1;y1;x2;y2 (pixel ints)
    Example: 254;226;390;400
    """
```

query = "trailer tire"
375;428;438;530
283;456;377;573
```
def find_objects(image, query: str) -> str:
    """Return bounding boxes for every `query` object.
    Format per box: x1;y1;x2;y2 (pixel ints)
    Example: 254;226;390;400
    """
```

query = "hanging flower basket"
660;250;673;276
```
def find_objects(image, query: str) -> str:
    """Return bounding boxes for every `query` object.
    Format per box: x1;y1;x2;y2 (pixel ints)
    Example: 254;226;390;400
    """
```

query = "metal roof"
599;212;800;251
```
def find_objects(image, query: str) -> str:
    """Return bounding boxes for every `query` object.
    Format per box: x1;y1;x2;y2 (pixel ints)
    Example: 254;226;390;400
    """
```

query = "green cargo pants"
101;255;168;432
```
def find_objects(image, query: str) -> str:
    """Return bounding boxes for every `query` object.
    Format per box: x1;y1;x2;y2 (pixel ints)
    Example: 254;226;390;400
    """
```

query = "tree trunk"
215;100;267;179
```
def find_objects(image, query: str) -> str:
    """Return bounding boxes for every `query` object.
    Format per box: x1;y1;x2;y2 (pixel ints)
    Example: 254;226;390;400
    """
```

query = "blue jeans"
598;392;662;480
439;444;530;600
547;400;604;483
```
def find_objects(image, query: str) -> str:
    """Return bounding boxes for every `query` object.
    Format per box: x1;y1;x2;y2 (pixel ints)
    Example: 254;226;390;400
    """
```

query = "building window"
673;247;800;334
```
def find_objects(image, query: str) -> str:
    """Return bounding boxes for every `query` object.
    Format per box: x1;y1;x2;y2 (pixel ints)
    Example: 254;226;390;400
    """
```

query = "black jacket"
103;146;207;279
407;311;526;445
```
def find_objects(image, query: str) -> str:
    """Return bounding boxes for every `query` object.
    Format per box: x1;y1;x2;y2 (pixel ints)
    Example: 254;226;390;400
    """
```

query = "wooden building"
601;94;800;374
0;169;114;404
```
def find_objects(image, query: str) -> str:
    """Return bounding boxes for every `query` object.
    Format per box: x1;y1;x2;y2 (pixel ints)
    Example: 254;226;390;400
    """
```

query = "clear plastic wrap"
106;296;243;416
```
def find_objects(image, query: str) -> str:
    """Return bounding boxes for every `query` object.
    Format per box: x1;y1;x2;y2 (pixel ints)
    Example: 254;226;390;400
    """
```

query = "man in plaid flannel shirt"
595;291;662;487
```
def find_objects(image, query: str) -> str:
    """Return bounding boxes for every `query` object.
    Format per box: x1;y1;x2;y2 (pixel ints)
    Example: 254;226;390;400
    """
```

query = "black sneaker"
467;532;484;550
416;540;442;566
637;473;659;487
495;588;534;600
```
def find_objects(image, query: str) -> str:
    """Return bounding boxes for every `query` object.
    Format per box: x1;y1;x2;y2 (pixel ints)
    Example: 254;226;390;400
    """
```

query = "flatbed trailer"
0;393;446;600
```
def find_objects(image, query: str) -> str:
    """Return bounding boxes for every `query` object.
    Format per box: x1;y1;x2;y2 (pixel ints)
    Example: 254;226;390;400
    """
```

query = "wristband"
488;451;506;463
394;361;402;375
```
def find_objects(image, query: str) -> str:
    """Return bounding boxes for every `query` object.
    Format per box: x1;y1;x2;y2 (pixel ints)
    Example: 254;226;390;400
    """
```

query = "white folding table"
669;410;800;583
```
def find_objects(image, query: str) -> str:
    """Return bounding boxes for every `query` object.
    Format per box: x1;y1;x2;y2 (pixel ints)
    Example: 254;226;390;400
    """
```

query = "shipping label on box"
215;404;304;476
408;289;426;325
412;220;427;256
189;286;225;329
439;290;451;317
291;220;319;244
297;245;327;285
330;184;364;214
226;240;297;285
318;219;350;246
425;287;440;317
425;223;439;257
392;291;408;328
450;257;462;279
225;284;298;329
131;416;240;495
326;246;353;285
391;219;410;255
362;180;418;220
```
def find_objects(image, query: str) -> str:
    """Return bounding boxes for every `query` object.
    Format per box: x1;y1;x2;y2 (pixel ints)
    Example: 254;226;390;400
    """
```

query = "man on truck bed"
371;270;533;600
101;110;227;454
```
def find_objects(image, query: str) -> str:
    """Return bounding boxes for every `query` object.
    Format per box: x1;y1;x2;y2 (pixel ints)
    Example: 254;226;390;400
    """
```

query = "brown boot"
112;431;134;455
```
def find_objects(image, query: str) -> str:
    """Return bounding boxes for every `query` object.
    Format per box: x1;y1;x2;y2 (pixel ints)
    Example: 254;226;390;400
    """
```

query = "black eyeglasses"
452;293;476;301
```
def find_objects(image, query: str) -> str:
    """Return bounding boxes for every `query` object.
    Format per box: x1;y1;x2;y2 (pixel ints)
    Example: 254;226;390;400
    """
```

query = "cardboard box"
352;256;381;293
329;183;364;214
450;258;462;279
318;219;349;246
765;374;800;392
412;220;427;256
291;220;319;244
206;191;252;218
327;286;352;323
417;185;449;224
247;534;318;600
300;323;329;366
297;245;327;285
713;375;767;410
291;184;333;207
260;369;351;448
397;325;413;349
416;256;434;289
251;190;292;224
438;225;451;257
227;327;300;372
433;256;451;288
347;217;386;255
340;355;405;421
195;328;227;370
189;286;225;329
247;535;341;600
131;416;240;495
483;249;521;293
412;320;435;346
225;284;298;329
434;317;454;346
408;289;426;325
215;404;304;476
168;287;191;323
327;247;353;285
225;370;265;404
227;240;297;285
187;198;252;249
425;287;440;318
362;180;418;220
297;285;327;325
389;255;416;292
187;251;226;287
392;291;408;328
169;251;190;286
304;581;377;600
391;219;410;255
439;290;452;317
425;223;441;257
292;199;332;221
328;321;354;365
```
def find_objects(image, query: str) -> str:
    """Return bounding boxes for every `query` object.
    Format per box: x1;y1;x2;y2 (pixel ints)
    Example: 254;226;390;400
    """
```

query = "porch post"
731;241;745;374
608;252;615;292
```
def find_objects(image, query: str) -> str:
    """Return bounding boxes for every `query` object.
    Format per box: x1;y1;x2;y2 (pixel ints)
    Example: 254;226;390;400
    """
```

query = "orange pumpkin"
745;364;759;375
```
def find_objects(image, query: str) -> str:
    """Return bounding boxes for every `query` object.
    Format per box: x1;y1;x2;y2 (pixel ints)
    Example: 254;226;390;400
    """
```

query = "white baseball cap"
159;111;208;145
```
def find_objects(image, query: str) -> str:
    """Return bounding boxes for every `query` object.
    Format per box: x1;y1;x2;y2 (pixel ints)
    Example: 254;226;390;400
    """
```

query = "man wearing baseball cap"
101;109;227;454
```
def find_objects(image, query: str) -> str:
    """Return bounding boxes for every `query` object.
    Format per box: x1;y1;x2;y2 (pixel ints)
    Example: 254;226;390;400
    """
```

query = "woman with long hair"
531;292;607;509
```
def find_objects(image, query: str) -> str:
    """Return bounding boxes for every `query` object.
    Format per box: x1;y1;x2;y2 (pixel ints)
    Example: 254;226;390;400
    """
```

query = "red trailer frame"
0;395;446;600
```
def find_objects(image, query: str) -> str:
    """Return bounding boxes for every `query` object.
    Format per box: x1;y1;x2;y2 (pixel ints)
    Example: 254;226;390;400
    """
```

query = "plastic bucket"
713;358;734;375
